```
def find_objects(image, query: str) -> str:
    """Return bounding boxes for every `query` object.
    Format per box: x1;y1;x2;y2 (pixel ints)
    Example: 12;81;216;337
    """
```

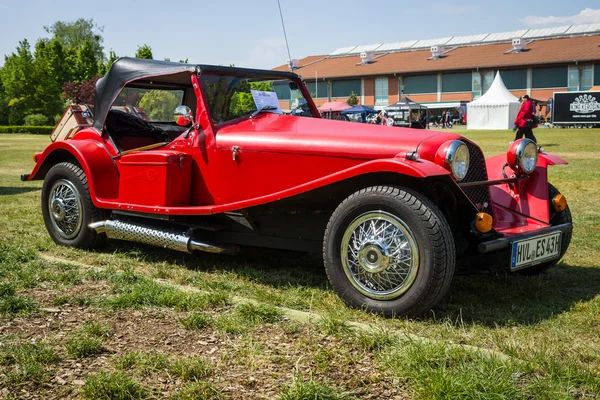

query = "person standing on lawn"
514;94;538;142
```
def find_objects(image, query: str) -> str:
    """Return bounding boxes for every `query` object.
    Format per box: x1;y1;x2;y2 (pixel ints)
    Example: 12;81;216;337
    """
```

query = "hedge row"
0;126;54;135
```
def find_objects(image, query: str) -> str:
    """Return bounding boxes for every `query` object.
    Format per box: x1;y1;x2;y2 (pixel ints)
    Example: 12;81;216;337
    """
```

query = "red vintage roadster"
22;58;572;317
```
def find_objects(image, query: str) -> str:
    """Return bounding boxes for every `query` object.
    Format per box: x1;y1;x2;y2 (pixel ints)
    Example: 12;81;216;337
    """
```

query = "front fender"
485;151;567;224
28;138;119;203
538;152;567;166
210;157;451;214
328;157;451;180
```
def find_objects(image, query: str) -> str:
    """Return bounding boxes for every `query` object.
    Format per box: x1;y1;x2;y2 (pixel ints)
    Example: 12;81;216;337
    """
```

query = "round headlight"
518;140;538;173
445;140;470;181
508;139;538;174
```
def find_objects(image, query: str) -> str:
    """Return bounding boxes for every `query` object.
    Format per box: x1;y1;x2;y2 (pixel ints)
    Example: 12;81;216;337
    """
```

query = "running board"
88;220;236;254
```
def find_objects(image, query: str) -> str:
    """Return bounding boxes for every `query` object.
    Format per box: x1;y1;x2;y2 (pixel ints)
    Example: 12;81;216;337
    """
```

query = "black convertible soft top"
93;57;300;131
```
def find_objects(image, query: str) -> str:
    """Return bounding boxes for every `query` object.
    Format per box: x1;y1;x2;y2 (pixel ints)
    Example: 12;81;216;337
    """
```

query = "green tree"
230;81;274;116
347;91;359;106
0;76;9;125
0;19;107;125
44;18;104;62
73;39;99;81
31;38;67;120
138;91;180;121
0;39;36;124
135;45;153;60
99;50;118;75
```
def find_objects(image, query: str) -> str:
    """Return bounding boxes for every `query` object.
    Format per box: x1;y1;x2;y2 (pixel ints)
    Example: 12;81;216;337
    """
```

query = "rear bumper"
478;222;573;253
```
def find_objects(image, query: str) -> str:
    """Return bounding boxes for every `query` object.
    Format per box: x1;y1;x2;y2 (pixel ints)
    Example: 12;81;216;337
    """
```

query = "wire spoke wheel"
48;179;83;240
340;211;419;300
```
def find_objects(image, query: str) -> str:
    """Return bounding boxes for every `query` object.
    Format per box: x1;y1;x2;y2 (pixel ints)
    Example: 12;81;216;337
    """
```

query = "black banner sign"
553;92;600;124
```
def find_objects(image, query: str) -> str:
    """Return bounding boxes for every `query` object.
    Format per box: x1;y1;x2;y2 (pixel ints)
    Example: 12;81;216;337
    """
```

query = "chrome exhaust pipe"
89;220;235;254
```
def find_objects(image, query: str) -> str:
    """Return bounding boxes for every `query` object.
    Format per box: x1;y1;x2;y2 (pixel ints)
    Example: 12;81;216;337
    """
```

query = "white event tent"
467;72;521;130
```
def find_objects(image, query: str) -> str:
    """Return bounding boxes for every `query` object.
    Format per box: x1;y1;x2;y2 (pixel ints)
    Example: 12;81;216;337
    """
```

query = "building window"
568;65;580;91
331;79;361;98
471;72;482;99
532;66;568;89
498;69;527;90
442;72;471;93
305;81;329;98
403;74;437;94
582;64;594;91
273;82;291;100
375;77;388;106
482;71;494;94
595;64;600;86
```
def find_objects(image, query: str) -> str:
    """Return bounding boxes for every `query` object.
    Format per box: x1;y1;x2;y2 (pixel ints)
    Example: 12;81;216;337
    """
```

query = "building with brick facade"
272;25;600;114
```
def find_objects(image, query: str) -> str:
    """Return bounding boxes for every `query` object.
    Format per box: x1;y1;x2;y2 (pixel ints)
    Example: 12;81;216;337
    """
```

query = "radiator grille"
461;141;492;214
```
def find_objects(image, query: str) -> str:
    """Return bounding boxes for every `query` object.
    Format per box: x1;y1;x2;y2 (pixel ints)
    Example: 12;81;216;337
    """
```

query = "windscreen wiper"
250;106;277;119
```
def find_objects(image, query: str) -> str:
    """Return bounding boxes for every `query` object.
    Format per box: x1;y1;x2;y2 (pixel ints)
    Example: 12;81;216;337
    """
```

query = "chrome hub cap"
51;198;66;221
341;211;419;300
357;241;391;274
48;180;83;239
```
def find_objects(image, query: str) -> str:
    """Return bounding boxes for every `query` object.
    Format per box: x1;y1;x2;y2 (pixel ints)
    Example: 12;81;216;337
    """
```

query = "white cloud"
521;8;600;26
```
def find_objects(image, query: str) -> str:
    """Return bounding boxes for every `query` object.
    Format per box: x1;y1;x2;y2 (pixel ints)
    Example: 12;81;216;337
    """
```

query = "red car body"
23;58;572;316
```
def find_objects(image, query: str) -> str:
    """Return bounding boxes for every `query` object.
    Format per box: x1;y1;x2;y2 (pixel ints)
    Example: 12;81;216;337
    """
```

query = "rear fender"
28;138;119;203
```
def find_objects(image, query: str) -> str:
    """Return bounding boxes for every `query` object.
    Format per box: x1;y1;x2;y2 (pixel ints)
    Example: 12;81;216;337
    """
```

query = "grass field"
0;129;599;399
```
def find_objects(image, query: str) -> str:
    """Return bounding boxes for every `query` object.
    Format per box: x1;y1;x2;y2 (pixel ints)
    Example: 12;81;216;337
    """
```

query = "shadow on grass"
433;263;600;327
0;187;40;196
95;241;328;290
92;242;598;327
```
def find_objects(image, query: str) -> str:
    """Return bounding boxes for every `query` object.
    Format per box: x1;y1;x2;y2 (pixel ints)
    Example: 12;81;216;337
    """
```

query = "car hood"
215;113;460;160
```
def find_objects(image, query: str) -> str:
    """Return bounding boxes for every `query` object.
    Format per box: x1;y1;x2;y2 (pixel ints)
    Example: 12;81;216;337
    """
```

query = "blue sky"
1;0;599;69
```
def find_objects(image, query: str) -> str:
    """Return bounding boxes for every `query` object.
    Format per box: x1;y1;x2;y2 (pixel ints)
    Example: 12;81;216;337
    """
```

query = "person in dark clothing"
514;95;537;142
419;110;428;129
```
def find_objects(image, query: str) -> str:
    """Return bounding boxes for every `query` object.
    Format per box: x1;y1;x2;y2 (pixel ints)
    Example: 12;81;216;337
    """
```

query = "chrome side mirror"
174;105;194;127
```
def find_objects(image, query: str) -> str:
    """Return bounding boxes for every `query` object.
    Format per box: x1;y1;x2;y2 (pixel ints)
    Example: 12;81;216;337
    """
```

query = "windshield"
200;73;317;125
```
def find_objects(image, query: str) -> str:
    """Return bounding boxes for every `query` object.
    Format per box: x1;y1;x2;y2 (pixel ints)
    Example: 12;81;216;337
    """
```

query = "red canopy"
318;101;351;113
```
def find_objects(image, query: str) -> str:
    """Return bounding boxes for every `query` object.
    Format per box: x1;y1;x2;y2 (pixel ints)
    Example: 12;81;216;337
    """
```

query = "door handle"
231;146;240;161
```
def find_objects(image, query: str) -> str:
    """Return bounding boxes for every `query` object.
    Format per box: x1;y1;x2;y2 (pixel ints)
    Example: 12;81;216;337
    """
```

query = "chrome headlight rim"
515;139;538;174
445;140;470;181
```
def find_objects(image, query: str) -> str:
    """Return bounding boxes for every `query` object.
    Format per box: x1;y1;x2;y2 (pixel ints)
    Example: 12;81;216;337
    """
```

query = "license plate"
510;232;562;270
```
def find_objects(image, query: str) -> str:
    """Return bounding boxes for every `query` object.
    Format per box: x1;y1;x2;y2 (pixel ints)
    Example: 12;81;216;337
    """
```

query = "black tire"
519;183;572;275
41;162;106;249
323;186;455;317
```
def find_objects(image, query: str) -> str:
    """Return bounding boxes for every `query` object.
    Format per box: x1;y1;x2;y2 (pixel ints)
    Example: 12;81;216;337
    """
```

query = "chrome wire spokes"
49;179;83;239
341;211;419;300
